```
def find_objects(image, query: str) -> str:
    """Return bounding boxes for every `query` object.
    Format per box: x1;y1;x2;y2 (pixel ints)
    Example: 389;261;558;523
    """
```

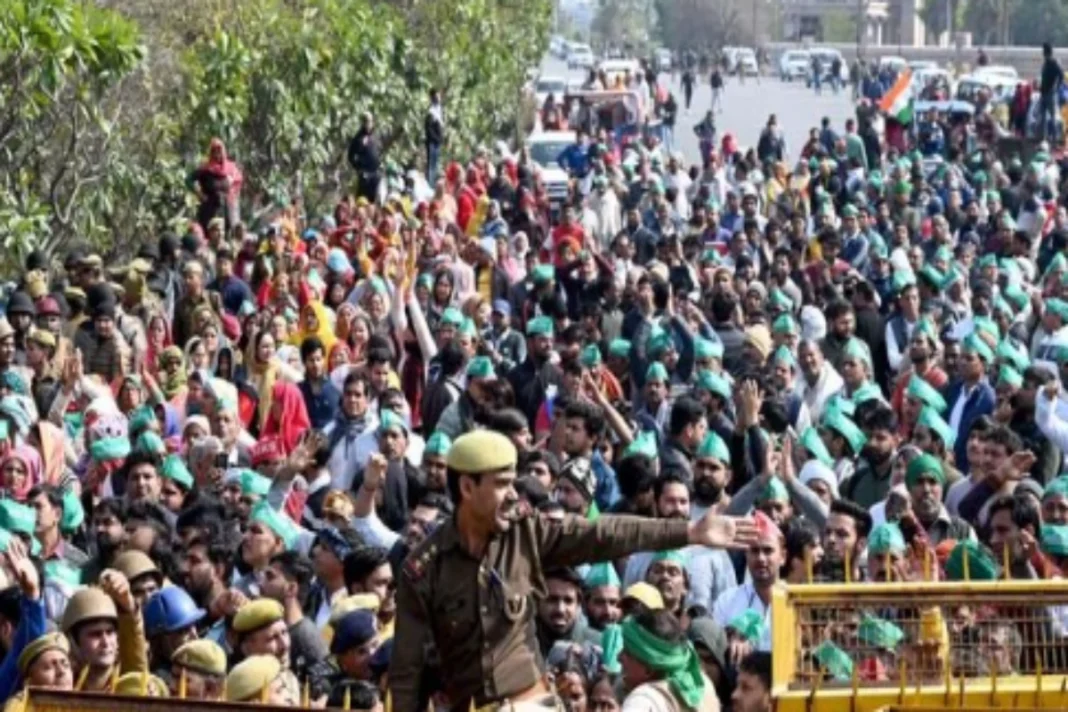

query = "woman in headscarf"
189;137;243;231
260;381;312;455
425;270;456;332
185;337;210;373
244;329;301;434
157;346;189;409
480;200;509;239
1;445;42;502
28;420;70;488
764;161;789;219
213;345;237;381
144;311;171;379
289;301;337;353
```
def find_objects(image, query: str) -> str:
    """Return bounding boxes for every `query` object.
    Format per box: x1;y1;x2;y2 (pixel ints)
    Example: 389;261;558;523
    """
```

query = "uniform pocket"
502;584;529;622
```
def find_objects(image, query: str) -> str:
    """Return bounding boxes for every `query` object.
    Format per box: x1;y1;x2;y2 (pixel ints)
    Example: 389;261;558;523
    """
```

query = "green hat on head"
694;337;720;359
858;614;906;652
609;339;632;359
812;641;854;681
728;610;766;645
823;410;867;455
799;427;833;467
891;270;917;293
161;454;194;490
700;248;721;264
772;314;798;335
998;365;1024;389
652;550;689;567
134;431;166;456
648;328;674;357
973;316;1000;342
841;204;859;218
59;489;84;533
769;289;793;312
424;431;452;456
1045;254;1068;279
905;452;946;488
128;405;158;435
914;317;938;342
868;522;907;555
459;318;478;338
378;410;408;435
239;470;272;497
621;431;658;461
977;254;998;270
441;307;464;327
250;502;300;551
1048;298;1068;322
906;374;947;412
893;180;911;196
646;362;669;384
944;540;998;581
527;315;554;338
851;382;883;405
962;333;994;364
695;370;731;401
579;344;602;368
696;431;730;463
996;339;1030;372
532;264;556;284
1041;524;1068;557
417;273;434;291
758;477;789;504
771;345;796;367
0;500;35;537
1044;476;1068;501
916;406;955;448
919;264;946;289
823;394;856;419
466;356;496;379
842;338;872;367
584;562;622;589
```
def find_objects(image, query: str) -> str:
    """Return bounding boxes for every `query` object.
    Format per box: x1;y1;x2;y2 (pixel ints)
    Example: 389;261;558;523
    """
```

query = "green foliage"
822;9;857;43
918;0;966;41
1009;0;1068;47
0;0;551;268
654;0;748;52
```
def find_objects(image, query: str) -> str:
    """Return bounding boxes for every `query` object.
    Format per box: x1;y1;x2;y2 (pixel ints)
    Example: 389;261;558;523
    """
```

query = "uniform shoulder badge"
403;543;437;582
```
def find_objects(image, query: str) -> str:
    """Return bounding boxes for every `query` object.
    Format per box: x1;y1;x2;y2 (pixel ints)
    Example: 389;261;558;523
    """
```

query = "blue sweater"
0;596;46;703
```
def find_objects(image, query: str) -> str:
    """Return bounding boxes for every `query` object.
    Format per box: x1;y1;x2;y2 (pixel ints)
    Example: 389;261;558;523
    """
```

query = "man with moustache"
691;431;733;520
536;567;599;657
712;512;783;656
820;499;872;582
390;431;759;712
889;325;947;421
906;454;975;545
622;470;738;615
582;563;622;631
553;457;598;519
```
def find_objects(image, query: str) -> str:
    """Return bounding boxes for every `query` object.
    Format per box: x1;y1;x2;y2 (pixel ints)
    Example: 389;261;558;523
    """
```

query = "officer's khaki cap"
172;639;227;677
225;655;281;702
114;672;170;697
329;593;381;625
623;582;665;610
112;549;160;582
28;330;55;350
446;431;517;474
18;632;69;676
232;598;284;634
62;587;118;633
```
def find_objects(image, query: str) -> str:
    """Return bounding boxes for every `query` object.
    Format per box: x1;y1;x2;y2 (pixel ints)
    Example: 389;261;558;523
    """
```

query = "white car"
598;58;643;86
806;47;847;85
568;44;595;70
735;49;759;76
975;64;1019;81
525;131;574;206
655;48;672;72
778;49;810;81
533;76;568;108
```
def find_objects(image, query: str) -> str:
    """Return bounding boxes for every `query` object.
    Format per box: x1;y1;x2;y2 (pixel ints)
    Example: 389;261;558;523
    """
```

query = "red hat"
754;510;783;542
35;296;61;316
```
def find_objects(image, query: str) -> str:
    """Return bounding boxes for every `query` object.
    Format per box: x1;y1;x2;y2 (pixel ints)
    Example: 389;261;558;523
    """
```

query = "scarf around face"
621;617;706;710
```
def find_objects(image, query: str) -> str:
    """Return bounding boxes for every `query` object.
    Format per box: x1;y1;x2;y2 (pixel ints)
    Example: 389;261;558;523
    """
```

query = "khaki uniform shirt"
389;510;691;712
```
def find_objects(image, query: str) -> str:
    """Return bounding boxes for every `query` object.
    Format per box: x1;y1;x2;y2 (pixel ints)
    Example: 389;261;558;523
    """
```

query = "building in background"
778;0;927;47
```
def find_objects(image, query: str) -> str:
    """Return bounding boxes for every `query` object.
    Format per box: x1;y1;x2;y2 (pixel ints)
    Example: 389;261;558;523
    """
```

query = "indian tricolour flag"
879;69;914;124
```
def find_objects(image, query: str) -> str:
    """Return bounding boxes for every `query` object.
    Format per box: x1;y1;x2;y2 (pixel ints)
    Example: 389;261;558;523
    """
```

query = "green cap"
584;562;622;589
906;375;947;412
128;405;158;434
161;454;194;489
441;307;464;327
621;431;659;461
962;333;994;364
527;316;554;338
466;356;496;379
996;339;1030;372
757;477;789;504
977;254;998;270
916;406;955;448
652;550;689;567
998;365;1024;389
973;316;1000;342
867;522;906;555
823;410;867;455
728;610;766;644
813;641;854;681
579;344;602;368
905;452;946;488
532;264;555;284
646;362;669;384
250;502;300;550
239;470;272;497
694;337;721;359
0;500;35;537
772;314;798;335
914;317;938;342
1041;524;1068;557
769;289;793;311
695;370;731;400
858;614;906;651
892;270;917;293
647;328;674;357
823;394;856;419
1044;476;1068;501
842;338;872;367
425;431;452;456
134;431;166;456
378;410;408;434
799;427;833;467
919;264;946;289
59;489;84;533
851;382;883;405
609;339;632;359
696;432;730;463
1048;298;1068;322
944;540;998;581
771;345;796;367
459;318;478;338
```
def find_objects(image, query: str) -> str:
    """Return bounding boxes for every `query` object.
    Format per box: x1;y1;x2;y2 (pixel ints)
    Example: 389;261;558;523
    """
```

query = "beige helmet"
62;588;118;634
112;550;160;583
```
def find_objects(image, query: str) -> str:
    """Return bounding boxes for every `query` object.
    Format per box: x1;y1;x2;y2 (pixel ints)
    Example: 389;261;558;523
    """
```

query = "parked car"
568;44;595;70
778;49;810;81
735;48;759;76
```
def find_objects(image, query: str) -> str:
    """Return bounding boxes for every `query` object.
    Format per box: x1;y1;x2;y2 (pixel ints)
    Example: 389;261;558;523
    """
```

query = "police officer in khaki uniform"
225;655;297;705
390;431;759;712
169;639;227;700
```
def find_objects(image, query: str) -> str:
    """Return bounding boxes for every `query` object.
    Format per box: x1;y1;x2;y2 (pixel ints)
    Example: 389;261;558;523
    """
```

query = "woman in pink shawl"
1;445;42;501
190;137;243;232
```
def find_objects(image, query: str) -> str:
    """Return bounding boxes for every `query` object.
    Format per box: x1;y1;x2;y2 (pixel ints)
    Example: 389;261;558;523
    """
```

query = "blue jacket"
299;377;341;430
0;596;46;703
943;378;996;473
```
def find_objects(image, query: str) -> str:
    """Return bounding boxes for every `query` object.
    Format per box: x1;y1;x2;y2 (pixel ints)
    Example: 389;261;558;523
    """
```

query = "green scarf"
621;617;706;710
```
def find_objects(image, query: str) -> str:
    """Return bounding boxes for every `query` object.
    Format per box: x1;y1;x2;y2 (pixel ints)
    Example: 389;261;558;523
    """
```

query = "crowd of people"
0;42;1068;712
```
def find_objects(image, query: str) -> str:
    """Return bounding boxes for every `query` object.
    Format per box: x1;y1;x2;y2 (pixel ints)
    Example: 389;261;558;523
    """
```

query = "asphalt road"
538;56;858;165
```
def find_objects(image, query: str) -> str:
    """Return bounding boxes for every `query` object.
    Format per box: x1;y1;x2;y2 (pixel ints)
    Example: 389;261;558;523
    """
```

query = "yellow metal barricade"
772;580;1068;712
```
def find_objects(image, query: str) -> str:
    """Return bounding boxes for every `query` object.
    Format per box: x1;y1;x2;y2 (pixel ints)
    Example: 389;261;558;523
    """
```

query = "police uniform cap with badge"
226;655;287;703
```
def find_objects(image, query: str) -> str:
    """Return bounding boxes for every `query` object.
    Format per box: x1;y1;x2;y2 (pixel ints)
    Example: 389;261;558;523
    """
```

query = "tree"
918;0;966;42
1009;0;1068;47
654;0;747;52
591;0;651;51
822;9;856;43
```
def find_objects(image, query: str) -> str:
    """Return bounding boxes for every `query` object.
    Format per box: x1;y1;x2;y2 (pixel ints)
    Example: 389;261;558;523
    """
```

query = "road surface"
537;56;858;165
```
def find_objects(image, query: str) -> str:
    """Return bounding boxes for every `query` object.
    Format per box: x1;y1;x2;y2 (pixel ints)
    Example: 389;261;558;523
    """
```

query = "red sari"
260;381;312;454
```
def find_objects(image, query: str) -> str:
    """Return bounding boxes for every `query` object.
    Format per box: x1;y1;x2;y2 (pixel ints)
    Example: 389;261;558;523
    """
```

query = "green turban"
868;522;906;555
906;374;947;413
620;617;706;709
799;427;833;467
584;562;622;589
728;610;766;644
696;432;730;463
944;540;998;581
905;452;945;488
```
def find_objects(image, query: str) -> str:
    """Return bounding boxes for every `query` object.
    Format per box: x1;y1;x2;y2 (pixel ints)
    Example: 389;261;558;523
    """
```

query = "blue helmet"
143;586;205;637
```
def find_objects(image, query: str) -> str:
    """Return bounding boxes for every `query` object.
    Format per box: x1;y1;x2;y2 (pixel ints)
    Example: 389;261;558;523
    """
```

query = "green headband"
621;618;706;709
